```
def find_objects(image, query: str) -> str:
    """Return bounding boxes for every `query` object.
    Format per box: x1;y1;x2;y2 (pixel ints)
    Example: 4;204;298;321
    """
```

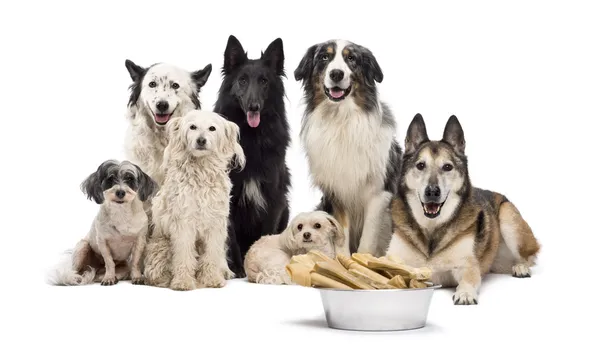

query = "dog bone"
409;279;428;289
313;261;375;290
387;275;408;289
385;255;405;264
286;263;352;290
365;258;432;281
337;254;391;284
348;269;397;289
289;254;316;269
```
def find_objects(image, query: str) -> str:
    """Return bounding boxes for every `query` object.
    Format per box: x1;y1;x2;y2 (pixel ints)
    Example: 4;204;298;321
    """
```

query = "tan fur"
243;211;346;285
143;110;245;291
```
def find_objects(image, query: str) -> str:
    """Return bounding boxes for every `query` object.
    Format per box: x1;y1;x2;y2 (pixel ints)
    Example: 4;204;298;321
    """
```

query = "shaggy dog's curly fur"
143;110;245;291
123;59;212;186
243;211;346;285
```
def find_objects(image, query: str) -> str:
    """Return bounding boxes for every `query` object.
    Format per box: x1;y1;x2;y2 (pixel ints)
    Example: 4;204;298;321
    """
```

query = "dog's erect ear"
362;49;383;84
192;64;212;89
223;35;248;74
223;118;246;171
261;38;285;76
294;44;318;82
442;115;466;154
405;113;430;155
325;214;347;254
80;160;117;204
134;164;158;202
125;59;146;81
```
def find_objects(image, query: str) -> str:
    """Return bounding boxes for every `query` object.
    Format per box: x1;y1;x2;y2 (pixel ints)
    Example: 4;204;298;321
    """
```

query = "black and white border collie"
294;39;402;256
214;35;291;278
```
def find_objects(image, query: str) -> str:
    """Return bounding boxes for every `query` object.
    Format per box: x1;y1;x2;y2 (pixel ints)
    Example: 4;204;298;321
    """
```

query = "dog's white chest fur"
124;112;169;184
301;101;393;203
241;178;267;211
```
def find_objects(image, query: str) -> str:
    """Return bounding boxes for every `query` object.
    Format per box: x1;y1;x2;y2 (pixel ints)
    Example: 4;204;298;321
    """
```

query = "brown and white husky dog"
386;114;541;305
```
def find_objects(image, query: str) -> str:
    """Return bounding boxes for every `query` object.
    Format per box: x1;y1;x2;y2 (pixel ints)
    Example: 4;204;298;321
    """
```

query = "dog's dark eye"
190;125;197;130
442;164;454;172
320;54;329;61
209;126;216;131
171;82;180;89
239;77;247;85
347;55;355;61
297;224;303;231
149;81;157;88
260;77;268;85
314;223;321;229
416;162;426;171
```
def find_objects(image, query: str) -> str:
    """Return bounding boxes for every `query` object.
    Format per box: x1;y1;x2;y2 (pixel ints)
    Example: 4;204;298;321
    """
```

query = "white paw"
512;264;531;278
453;288;479;305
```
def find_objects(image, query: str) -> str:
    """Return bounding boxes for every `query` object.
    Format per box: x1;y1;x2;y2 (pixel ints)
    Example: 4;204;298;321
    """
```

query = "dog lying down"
47;160;158;286
244;211;347;285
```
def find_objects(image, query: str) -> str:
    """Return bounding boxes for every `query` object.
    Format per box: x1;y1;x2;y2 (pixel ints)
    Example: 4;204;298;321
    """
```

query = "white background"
1;0;598;345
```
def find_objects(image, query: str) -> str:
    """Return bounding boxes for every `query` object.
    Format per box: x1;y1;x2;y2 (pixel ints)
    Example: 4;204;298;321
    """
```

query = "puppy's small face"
287;212;342;253
81;160;158;205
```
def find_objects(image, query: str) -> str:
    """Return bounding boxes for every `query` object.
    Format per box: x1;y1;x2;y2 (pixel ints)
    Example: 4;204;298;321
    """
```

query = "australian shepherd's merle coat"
294;39;402;257
214;35;291;278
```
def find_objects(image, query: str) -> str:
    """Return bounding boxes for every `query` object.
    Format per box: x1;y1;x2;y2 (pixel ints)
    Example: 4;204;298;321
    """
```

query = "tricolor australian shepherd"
294;39;402;256
214;35;291;278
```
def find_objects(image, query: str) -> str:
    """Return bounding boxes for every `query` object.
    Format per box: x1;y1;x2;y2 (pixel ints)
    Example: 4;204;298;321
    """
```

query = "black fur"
81;160;158;204
214;35;291;278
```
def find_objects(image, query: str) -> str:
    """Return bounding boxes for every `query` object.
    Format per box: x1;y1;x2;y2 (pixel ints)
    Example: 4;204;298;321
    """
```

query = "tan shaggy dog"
244;211;346;285
143;110;245;291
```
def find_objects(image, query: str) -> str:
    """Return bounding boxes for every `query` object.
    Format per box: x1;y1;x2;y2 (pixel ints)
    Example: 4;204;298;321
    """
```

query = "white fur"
242;178;266;212
243;211;346;285
145;110;245;291
124;63;202;186
301;99;395;254
324;40;352;90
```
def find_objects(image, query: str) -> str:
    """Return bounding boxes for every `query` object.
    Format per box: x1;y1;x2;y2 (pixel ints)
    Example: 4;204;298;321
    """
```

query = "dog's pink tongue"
247;111;260;128
329;88;345;99
155;114;170;124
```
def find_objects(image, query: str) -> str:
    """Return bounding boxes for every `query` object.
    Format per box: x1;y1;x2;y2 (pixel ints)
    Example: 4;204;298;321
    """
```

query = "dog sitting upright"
48;160;158;286
386;114;541;305
123;59;213;186
244;211;346;285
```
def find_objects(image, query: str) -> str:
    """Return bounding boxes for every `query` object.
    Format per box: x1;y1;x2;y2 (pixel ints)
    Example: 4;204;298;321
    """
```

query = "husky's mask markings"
387;114;541;305
295;39;402;256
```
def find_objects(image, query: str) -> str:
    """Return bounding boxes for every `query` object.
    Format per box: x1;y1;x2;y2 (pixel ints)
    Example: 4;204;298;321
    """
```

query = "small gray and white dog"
48;160;157;286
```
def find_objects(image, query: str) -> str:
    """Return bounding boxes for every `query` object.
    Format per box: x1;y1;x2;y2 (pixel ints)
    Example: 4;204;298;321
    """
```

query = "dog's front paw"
512;264;531;278
198;265;227;288
223;267;235;280
170;276;196;291
131;276;145;285
101;275;118;286
452;288;478;305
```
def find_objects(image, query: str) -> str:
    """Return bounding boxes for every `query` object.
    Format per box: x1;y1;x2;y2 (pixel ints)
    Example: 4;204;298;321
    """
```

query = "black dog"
214;35;291;278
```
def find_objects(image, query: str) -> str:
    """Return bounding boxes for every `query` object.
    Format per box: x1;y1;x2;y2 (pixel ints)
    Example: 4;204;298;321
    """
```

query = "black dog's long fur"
214;35;291;278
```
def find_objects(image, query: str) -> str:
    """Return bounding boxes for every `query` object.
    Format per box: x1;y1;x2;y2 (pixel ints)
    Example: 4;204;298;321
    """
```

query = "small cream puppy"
244;211;346;285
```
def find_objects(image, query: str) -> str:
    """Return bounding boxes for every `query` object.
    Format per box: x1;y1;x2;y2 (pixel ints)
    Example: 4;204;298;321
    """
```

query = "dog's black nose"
115;190;126;199
425;185;441;199
303;232;311;240
196;137;207;147
248;104;260;112
156;100;169;113
329;69;344;82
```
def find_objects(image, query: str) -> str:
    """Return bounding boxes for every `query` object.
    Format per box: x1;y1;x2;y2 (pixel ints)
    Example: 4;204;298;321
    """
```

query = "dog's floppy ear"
362;48;383;84
80;160;117;204
442;115;466;154
405;113;430;155
325;213;346;254
133;163;158;202
192;64;212;90
222;117;246;171
261;38;285;76
125;59;146;81
294;44;318;82
279;222;298;254
223;35;248;74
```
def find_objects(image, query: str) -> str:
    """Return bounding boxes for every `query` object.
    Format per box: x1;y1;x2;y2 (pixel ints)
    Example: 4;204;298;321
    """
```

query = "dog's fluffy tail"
46;249;96;286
